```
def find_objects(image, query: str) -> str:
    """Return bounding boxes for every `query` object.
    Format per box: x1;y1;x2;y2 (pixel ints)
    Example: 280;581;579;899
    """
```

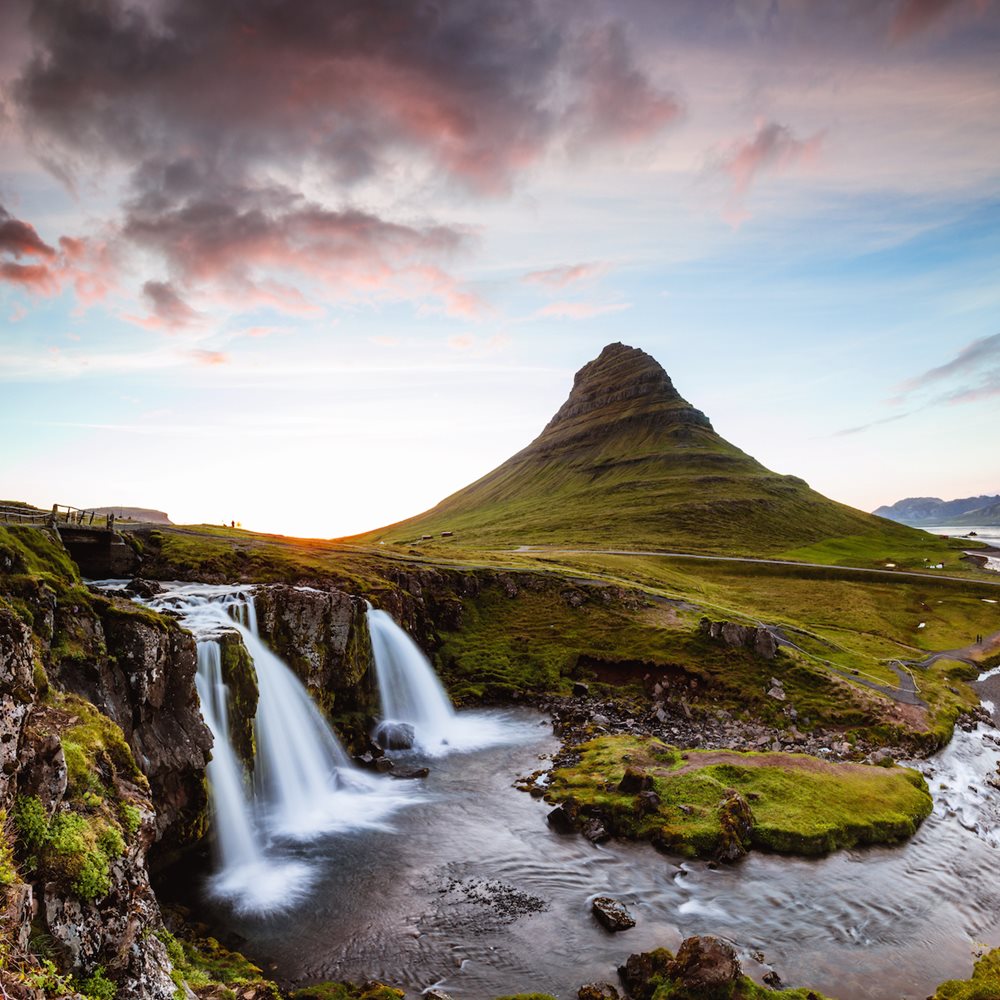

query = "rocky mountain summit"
874;494;1000;527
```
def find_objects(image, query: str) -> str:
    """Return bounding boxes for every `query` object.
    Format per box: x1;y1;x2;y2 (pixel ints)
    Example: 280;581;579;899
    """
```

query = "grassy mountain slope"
364;343;933;555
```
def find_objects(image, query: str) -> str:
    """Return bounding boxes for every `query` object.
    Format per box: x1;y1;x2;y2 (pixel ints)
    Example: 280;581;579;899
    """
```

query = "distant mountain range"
873;495;1000;527
364;342;924;555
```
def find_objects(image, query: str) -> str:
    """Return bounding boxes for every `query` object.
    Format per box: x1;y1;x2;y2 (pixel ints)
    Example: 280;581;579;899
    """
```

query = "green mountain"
367;343;928;555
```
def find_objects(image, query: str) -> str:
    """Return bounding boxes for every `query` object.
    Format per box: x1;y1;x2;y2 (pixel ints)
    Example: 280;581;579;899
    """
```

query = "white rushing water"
366;606;520;756
136;583;414;912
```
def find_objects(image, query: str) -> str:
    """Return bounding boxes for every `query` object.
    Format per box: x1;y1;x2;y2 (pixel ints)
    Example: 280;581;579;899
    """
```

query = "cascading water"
366;605;515;756
123;582;413;912
194;641;259;871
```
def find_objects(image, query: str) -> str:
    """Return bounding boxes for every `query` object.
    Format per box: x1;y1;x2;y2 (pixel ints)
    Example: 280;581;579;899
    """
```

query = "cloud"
536;300;631;320
715;121;824;227
888;0;987;41
130;280;202;331
833;412;913;436
7;0;678;322
188;349;228;366
524;262;608;289
894;331;1000;405
0;200;116;299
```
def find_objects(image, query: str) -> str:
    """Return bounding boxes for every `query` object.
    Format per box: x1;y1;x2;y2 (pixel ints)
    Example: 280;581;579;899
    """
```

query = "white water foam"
367;606;530;756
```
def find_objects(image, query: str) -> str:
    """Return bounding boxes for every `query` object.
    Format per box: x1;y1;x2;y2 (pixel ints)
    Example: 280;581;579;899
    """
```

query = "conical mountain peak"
368;343;906;554
540;342;712;440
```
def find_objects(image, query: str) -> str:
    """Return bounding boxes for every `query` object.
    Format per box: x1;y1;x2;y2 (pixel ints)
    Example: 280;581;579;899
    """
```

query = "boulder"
581;817;610;843
579;985;620;1000
618;768;653;794
373;721;416;750
573;681;591;697
547;804;576;834
591;896;636;932
618;949;673;1000
667;935;740;990
717;789;754;861
636;790;661;815
390;766;430;780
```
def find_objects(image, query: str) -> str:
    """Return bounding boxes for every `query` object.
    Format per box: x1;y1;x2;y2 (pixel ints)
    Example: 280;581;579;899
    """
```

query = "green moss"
77;965;118;1000
290;985;404;1000
120;803;142;840
547;735;932;858
13;795;126;904
218;631;259;769
932;950;1000;1000
59;692;147;798
157;928;279;997
0;811;18;890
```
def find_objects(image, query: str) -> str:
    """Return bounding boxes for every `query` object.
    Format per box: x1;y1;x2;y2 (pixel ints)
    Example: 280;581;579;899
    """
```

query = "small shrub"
78;965;118;1000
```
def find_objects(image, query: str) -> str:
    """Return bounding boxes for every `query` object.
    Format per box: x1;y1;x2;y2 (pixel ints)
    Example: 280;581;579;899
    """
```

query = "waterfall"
131;582;413;912
366;606;513;756
368;608;456;745
195;641;259;870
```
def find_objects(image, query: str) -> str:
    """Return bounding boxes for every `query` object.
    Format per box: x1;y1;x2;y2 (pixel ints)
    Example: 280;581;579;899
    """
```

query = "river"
200;707;1000;1000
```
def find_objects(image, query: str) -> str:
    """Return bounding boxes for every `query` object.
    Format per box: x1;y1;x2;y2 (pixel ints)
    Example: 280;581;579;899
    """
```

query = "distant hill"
363;342;926;555
92;507;173;525
873;495;1000;527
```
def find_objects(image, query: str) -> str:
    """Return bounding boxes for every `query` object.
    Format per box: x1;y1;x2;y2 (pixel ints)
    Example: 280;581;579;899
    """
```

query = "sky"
1;0;999;538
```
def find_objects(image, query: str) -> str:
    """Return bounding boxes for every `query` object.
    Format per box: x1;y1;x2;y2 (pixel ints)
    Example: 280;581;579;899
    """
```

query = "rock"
573;681;591;697
125;578;162;599
716;789;754;861
592;713;611;726
767;686;786;701
618;768;653;793
424;990;455;1000
667;935;740;990
770;677;783;689
579;984;620;1000
591;896;636;932
618;949;674;1000
871;749;895;767
763;970;783;988
390;766;430;780
375;757;394;773
581;817;610;843
547;803;576;834
0;608;36;808
373;721;416;750
636;790;661;815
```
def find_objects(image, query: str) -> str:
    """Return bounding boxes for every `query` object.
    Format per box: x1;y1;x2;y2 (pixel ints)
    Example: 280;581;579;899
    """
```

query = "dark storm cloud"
10;0;679;315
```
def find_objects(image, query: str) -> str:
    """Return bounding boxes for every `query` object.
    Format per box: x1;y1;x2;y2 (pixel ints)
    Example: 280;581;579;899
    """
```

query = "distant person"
231;520;235;528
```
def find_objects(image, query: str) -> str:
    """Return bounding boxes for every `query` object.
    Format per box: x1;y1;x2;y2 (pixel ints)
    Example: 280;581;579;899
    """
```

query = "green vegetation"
932;950;1000;1000
14;796;126;903
158;927;280;999
547;735;932;857
289;984;405;1000
0;810;18;892
77;965;118;1000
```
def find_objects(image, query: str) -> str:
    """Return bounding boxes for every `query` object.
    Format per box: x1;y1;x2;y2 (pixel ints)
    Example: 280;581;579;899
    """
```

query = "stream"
205;709;1000;1000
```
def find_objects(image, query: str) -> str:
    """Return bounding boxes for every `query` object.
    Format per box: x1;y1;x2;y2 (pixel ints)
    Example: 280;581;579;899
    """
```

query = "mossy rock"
218;630;259;770
547;734;933;859
932;949;1000;1000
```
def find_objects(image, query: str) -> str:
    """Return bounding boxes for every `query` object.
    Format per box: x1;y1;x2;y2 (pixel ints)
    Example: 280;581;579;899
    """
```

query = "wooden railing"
0;504;118;530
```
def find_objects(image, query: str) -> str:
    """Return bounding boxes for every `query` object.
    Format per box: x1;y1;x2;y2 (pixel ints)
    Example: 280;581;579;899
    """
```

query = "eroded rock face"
0;608;36;809
699;617;778;659
74;602;213;849
254;585;373;702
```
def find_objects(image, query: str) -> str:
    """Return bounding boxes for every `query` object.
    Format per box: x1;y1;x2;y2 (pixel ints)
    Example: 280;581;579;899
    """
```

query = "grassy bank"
547;734;933;858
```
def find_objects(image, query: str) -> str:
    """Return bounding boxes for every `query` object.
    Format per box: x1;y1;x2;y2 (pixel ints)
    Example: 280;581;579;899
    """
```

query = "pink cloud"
536;301;631;320
188;349;228;366
889;0;989;41
717;121;824;227
0;201;118;303
524;262;608;289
